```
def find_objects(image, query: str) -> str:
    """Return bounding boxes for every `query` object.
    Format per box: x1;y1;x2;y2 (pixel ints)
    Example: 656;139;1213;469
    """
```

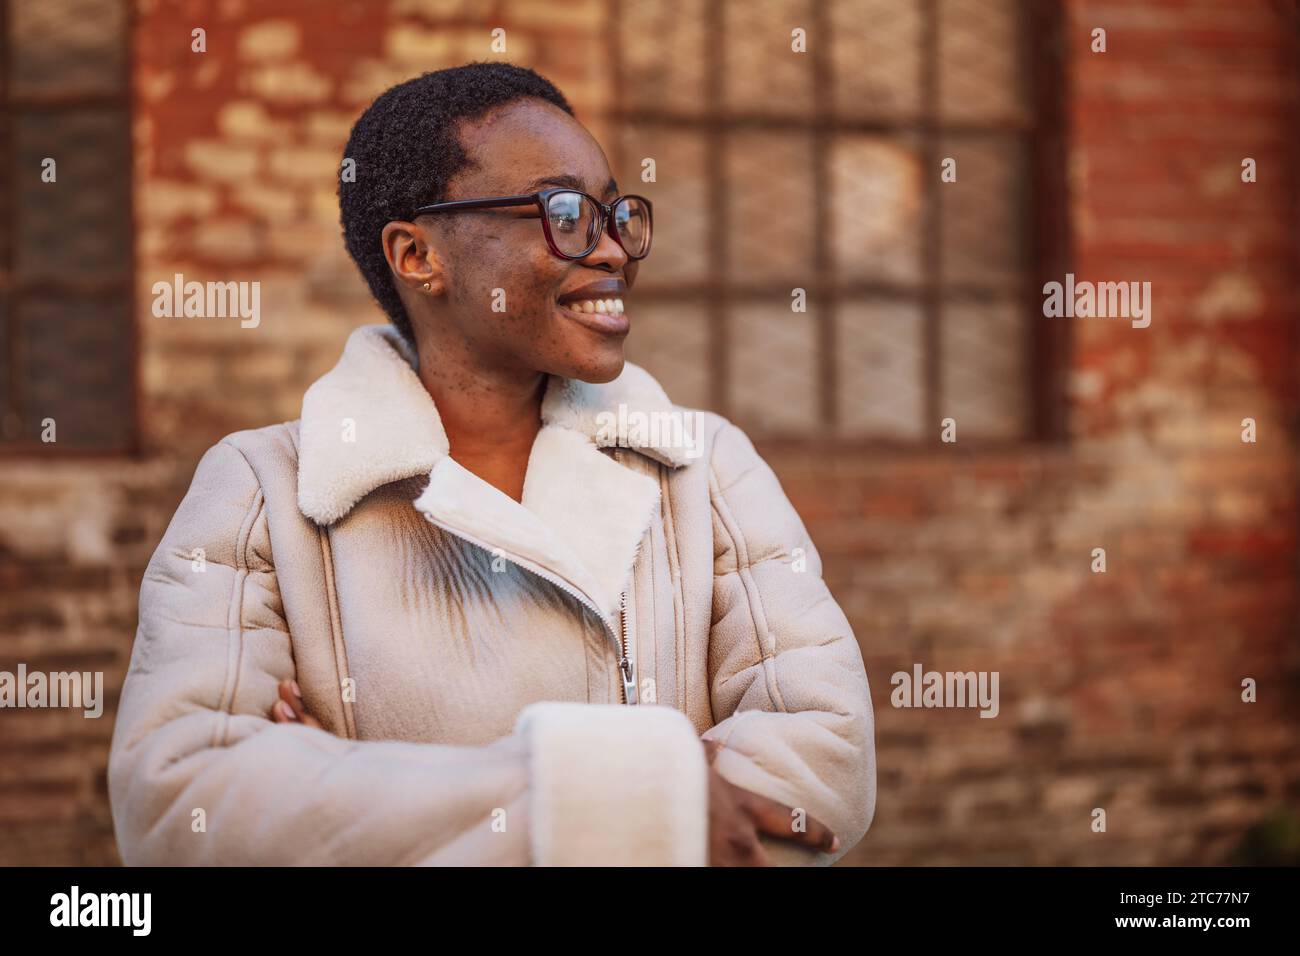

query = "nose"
578;214;629;270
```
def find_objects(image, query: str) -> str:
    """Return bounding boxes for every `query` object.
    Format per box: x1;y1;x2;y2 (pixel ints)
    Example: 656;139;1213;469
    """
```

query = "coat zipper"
610;446;637;705
420;512;637;705
618;589;637;705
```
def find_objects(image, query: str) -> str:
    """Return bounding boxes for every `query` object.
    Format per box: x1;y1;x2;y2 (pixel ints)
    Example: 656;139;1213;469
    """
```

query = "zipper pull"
619;655;638;705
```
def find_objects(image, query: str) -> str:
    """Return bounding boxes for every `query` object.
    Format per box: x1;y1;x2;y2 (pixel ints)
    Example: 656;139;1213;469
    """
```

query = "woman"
108;63;875;866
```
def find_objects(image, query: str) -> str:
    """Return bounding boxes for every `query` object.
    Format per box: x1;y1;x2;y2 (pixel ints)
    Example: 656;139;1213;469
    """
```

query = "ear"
382;219;447;296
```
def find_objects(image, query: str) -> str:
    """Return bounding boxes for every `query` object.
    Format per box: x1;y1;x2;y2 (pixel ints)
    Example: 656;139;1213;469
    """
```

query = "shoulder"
670;408;809;542
180;420;304;524
659;405;767;489
156;421;307;567
214;420;301;477
656;407;797;535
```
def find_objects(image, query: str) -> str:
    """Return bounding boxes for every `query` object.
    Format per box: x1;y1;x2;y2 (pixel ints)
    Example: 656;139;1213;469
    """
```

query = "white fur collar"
297;324;695;620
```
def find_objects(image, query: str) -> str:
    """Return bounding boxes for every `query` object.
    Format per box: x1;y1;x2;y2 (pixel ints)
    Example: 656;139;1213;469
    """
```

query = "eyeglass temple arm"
412;195;538;215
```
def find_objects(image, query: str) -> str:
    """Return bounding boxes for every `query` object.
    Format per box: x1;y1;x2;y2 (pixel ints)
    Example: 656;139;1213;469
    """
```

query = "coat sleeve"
108;438;708;866
701;420;876;865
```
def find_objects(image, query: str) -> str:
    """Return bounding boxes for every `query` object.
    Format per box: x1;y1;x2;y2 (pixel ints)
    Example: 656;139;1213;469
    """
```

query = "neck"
412;329;546;463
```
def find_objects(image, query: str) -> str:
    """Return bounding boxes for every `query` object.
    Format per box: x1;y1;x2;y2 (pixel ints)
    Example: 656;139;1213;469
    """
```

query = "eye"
546;192;585;233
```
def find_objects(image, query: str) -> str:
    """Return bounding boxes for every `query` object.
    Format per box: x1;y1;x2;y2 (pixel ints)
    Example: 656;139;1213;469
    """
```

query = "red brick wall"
0;0;1296;865
2;0;618;867
793;0;1300;864
133;0;611;457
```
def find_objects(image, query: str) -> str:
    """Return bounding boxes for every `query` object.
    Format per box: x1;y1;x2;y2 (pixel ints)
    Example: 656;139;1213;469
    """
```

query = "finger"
271;698;298;723
277;680;302;715
748;794;839;853
278;680;322;729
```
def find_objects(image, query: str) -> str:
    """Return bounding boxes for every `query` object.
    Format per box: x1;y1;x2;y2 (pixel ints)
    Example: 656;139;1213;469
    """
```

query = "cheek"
458;254;560;326
500;253;569;326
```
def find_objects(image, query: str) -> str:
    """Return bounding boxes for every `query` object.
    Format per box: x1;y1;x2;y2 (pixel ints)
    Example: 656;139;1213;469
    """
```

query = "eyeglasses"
412;187;653;261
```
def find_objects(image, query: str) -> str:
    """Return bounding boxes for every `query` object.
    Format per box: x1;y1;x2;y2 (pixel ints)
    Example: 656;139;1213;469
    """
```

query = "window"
610;0;1067;442
0;0;136;453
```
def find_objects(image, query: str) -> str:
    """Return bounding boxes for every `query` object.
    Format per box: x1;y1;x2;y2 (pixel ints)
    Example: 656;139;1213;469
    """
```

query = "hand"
267;694;837;863
269;679;324;729
702;738;839;866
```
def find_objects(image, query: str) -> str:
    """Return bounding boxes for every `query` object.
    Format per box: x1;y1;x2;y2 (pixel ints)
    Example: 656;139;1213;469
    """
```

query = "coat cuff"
514;701;708;866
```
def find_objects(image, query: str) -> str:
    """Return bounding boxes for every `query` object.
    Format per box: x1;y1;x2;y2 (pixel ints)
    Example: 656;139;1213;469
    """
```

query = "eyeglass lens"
544;191;650;258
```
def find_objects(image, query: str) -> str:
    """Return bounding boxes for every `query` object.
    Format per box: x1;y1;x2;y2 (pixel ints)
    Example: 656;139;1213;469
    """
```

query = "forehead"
449;98;612;195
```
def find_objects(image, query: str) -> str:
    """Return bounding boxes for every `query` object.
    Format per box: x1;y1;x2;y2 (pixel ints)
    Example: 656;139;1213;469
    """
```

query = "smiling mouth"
556;296;629;334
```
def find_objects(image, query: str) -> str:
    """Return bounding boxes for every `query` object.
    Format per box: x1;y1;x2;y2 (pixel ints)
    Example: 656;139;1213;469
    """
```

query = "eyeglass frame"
411;187;653;261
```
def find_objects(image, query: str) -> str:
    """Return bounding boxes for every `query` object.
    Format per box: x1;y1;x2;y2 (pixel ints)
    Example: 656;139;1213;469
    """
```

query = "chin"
563;347;626;384
550;302;630;383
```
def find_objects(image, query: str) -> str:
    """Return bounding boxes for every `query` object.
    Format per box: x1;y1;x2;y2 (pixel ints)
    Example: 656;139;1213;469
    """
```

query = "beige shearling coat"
107;324;876;866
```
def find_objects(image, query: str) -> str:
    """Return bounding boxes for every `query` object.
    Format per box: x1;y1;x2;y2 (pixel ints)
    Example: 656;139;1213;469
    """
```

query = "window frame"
604;0;1072;448
0;0;141;458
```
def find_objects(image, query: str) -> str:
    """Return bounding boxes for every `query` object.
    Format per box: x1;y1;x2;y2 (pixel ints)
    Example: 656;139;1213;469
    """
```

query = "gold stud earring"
422;281;431;291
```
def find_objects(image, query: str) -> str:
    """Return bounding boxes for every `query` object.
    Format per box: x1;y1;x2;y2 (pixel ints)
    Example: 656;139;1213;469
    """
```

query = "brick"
189;218;266;261
267;145;339;184
184;141;261;182
230;180;301;220
238;20;301;61
503;0;603;29
242;62;332;103
217;100;290;141
139;181;220;222
304;110;356;145
383;24;457;63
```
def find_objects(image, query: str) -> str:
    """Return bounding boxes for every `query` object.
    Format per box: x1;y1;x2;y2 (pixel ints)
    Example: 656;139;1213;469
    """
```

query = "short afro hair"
339;62;574;344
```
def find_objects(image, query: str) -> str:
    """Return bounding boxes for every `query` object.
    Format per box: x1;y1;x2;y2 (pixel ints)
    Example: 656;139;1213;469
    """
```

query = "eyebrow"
521;174;619;197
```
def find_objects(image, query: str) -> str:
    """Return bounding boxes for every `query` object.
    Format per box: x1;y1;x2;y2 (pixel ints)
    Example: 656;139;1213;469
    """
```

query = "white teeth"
563;297;626;315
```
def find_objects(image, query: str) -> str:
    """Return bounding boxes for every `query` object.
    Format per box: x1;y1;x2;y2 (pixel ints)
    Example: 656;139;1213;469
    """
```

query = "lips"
557;278;628;305
556;278;630;335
